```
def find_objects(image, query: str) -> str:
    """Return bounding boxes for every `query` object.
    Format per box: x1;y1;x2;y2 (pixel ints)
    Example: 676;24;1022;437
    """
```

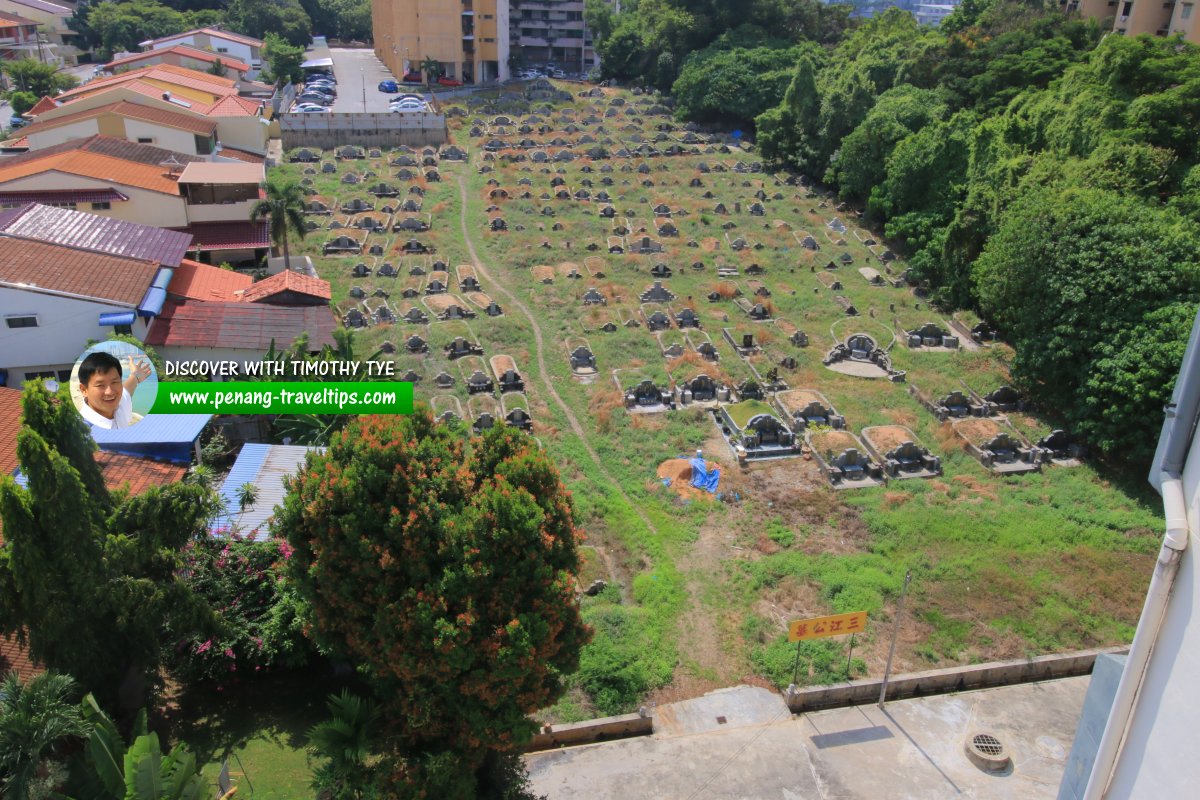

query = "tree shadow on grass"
163;661;362;768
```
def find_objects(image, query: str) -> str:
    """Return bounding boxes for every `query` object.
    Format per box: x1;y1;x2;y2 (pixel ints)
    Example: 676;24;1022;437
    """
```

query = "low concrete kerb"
525;708;652;752
784;645;1127;713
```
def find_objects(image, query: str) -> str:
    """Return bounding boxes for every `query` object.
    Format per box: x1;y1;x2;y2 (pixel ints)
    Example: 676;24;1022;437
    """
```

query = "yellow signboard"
788;611;868;642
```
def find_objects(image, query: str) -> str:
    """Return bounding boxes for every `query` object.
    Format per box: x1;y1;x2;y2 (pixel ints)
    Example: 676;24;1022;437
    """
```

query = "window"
483;13;493;18
1122;1;1132;13
1184;3;1194;18
137;137;153;144
5;315;38;329
484;37;494;42
91;201;110;211
217;47;229;53
114;323;133;335
56;369;72;382
24;371;54;380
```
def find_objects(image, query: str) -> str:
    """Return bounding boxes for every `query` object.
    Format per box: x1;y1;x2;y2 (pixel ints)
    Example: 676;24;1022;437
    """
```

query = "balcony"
186;198;258;224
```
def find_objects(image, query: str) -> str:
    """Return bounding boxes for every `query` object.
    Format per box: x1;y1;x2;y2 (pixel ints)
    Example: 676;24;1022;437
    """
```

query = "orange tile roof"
242;269;332;303
0;236;159;306
0;10;39;25
56;64;238;104
218;145;266;164
206;94;264;116
0;139;191;196
168;258;253;301
0;634;42;683
21;99;216;140
106;44;250;74
0;386;19;479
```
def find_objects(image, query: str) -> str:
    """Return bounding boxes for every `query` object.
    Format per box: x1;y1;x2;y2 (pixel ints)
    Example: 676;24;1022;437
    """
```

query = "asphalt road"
325;48;404;113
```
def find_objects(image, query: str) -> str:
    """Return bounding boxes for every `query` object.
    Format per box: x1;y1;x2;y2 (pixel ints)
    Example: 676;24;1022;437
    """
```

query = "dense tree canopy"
275;412;590;795
0;384;220;707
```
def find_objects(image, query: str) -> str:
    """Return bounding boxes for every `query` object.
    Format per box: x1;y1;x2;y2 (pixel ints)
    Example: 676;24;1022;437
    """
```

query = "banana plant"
59;695;206;800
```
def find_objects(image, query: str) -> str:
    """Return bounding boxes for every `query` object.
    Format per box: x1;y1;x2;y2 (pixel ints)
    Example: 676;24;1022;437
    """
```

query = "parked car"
378;80;399;93
306;81;336;93
296;94;331;105
293;103;330;113
437;76;463;87
401;71;423;83
9;115;28;129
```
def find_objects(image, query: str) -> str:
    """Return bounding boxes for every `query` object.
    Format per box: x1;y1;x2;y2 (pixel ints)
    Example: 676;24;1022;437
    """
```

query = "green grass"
723;399;779;429
266;83;1164;707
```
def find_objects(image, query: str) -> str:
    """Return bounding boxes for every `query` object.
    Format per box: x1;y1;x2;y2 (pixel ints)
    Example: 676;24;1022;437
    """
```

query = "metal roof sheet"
212;443;321;539
0;188;129;204
0;204;192;266
177;161;263;184
174;220;270;250
90;413;211;463
144;299;337;350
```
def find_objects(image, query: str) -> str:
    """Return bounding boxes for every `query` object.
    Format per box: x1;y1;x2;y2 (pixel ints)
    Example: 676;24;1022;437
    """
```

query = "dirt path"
455;175;664;547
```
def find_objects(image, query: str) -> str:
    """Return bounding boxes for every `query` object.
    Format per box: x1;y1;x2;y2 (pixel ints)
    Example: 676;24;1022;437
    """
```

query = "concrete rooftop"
526;678;1087;799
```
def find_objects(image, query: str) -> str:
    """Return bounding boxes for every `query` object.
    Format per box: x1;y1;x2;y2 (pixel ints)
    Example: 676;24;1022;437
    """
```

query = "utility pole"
878;569;912;708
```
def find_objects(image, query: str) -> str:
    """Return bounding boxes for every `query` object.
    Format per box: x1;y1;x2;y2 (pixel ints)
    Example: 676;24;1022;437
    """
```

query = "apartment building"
371;0;510;84
1063;0;1198;43
509;0;600;73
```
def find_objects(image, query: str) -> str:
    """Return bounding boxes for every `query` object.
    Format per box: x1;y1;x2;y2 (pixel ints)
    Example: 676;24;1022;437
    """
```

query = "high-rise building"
1061;0;1198;43
508;0;602;74
371;0;510;85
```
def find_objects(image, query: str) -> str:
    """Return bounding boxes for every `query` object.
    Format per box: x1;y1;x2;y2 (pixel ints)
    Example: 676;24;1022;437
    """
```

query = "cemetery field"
273;80;1163;718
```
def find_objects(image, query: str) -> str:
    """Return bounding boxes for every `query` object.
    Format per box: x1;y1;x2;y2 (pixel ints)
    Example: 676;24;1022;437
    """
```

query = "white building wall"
496;0;511;82
0;287;150;387
148;33;260;77
214;115;269;154
26;118;104;150
0;173;188;227
1104;430;1200;798
121;118;198;154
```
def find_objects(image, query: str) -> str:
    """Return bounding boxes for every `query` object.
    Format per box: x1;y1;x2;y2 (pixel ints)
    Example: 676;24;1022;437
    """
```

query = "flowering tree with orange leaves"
274;409;590;795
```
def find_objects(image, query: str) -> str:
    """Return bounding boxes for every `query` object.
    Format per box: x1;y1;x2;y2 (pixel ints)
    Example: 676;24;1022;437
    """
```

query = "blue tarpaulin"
689;458;720;493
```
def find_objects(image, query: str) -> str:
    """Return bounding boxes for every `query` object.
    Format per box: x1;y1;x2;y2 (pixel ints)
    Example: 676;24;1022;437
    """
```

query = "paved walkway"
527;679;1087;799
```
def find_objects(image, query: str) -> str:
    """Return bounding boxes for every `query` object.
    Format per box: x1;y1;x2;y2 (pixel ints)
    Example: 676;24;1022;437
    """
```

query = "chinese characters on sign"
788;611;868;642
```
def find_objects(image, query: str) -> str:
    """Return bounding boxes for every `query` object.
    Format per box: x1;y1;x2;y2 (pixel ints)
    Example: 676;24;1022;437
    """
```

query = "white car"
294;103;330;113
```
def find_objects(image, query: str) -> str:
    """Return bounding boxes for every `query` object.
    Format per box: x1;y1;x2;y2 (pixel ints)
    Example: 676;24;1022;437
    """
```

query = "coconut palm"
0;671;87;800
249;175;306;270
420;55;440;86
236;482;258;513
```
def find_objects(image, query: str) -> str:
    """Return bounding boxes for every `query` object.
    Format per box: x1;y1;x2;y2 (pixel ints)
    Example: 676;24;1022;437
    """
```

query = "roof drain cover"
965;732;1011;772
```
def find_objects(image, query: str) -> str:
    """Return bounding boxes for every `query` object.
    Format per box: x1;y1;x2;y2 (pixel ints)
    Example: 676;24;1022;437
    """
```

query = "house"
0;203;191;387
211;443;320;539
13;101;221;158
105;45;252;81
0;9;57;65
0;139;270;263
23;65;270;155
144;300;337;364
139;28;264;78
0;0;77;64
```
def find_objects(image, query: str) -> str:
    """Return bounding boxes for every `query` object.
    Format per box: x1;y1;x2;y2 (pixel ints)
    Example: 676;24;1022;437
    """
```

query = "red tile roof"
241;269;332;303
174;220;270;251
56;64;239;103
106;44;250;74
0;235;158;306
168;258;253;301
0;634;42;683
27;95;58;115
0;386;19;479
218;145;266;164
95;451;188;495
145;299;337;351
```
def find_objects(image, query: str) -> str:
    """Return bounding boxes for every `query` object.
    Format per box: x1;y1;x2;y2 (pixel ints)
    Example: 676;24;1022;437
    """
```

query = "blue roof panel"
90;413;210;463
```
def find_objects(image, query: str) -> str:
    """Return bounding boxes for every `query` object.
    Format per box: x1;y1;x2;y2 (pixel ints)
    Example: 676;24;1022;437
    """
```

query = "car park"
378;80;399;93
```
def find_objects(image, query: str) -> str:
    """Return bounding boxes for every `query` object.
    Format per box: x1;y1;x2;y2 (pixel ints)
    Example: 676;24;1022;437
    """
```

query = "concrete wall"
0;287;149;387
26;118;104;150
279;111;447;149
1058;654;1127;800
783;646;1127;713
1102;416;1200;797
524;711;652;752
0;173;188;228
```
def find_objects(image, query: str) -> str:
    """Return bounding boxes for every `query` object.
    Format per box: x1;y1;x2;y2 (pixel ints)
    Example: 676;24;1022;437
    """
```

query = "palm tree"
0;671;87;800
249;175;306;270
420;55;440;87
236;482;258;514
308;690;380;800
